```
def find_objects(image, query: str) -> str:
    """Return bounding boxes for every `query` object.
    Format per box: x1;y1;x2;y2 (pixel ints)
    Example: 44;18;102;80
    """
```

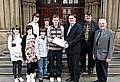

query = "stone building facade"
0;0;120;54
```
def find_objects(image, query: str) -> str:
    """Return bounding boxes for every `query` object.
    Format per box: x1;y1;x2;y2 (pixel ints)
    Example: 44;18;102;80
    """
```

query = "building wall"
99;0;120;47
0;0;36;54
0;0;120;54
84;0;100;21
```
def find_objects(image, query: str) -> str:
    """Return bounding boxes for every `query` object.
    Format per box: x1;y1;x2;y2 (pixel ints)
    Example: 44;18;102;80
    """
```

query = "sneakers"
18;77;24;82
14;78;19;82
50;77;54;82
57;77;61;82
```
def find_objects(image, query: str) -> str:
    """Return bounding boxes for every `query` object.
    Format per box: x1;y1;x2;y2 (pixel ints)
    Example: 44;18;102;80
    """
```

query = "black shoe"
43;75;49;79
80;69;86;73
65;78;73;82
88;69;93;75
93;80;99;82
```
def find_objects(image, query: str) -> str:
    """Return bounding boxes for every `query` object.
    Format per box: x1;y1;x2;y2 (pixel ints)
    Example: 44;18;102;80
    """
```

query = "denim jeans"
38;57;48;79
12;60;22;79
48;50;62;77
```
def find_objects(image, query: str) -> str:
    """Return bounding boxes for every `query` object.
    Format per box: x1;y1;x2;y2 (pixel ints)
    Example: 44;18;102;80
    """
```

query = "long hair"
11;25;21;41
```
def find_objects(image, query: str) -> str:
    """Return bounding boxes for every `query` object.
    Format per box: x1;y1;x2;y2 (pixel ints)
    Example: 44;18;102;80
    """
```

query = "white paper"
52;37;67;48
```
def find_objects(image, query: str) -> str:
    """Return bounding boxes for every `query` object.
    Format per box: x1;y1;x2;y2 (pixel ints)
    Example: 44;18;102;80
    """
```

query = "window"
63;0;79;4
74;0;78;4
38;0;80;4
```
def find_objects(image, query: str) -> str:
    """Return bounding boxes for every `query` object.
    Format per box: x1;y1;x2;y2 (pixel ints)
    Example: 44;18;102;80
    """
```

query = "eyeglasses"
69;18;74;19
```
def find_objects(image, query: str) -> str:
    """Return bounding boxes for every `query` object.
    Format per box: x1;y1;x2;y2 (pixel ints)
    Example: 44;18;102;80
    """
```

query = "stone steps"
0;49;120;76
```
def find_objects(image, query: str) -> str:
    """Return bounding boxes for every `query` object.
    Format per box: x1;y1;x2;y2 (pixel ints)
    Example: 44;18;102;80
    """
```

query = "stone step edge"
0;63;120;69
0;56;120;59
0;73;120;77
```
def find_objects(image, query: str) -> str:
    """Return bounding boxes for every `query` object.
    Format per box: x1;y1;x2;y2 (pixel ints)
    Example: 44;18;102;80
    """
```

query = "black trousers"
80;44;95;71
67;54;80;82
27;62;36;75
96;59;108;82
48;50;62;77
12;60;22;79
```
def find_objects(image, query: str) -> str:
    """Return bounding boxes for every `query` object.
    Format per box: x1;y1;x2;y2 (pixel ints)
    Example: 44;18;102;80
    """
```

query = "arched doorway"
36;0;85;26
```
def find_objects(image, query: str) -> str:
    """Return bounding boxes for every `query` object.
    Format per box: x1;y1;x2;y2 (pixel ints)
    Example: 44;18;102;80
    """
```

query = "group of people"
8;12;115;82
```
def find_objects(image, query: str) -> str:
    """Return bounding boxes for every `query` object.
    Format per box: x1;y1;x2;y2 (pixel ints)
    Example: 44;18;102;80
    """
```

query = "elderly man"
93;18;115;82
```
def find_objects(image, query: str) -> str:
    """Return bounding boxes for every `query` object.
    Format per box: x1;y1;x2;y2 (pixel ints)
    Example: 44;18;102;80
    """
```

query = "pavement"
0;74;120;82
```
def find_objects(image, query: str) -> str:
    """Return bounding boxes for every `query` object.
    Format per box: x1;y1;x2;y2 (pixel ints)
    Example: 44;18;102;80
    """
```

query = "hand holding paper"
52;37;68;48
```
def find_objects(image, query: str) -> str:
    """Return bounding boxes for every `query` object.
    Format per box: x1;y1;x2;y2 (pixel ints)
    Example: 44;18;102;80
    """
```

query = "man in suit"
65;13;82;82
93;18;115;82
79;12;98;74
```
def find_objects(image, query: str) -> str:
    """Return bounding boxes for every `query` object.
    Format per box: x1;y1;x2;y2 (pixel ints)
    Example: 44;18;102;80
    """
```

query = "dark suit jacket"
65;23;82;54
93;29;115;60
79;20;98;52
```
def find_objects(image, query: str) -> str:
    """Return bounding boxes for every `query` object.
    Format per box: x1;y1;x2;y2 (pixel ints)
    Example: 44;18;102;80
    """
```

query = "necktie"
85;24;89;41
96;30;102;45
67;24;72;36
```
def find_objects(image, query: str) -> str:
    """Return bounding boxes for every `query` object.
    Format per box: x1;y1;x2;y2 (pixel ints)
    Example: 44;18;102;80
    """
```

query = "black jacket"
65;23;83;54
79;20;98;52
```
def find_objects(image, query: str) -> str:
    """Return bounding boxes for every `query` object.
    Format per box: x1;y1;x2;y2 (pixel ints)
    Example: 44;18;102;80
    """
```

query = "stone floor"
0;75;120;82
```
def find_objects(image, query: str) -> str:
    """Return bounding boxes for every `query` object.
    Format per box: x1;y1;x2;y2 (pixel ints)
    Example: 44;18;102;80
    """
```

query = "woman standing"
8;26;24;82
21;25;37;82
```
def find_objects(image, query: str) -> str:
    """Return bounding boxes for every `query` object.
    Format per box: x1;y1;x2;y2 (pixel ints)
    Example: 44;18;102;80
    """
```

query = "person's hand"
106;58;111;63
93;54;95;60
48;38;53;42
64;42;69;48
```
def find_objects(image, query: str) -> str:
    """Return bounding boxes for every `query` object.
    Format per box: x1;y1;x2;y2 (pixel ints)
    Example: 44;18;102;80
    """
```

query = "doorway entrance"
36;0;85;26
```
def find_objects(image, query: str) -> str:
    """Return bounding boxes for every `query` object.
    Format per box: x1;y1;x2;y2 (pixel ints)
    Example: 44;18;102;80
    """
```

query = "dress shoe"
80;69;86;73
65;78;73;82
93;80;99;82
88;69;93;75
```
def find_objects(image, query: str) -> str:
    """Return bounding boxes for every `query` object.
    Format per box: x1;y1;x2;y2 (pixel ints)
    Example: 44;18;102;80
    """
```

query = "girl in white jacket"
8;26;24;82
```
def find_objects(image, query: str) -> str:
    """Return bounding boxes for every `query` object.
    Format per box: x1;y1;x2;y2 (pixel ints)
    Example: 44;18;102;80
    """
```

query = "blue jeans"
38;57;48;79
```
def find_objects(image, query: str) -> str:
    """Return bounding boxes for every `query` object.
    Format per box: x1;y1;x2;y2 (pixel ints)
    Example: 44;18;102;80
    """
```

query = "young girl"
21;25;37;82
8;26;24;82
35;29;48;82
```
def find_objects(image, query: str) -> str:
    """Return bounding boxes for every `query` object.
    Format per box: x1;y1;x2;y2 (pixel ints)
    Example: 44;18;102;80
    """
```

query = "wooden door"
37;1;85;26
38;4;62;26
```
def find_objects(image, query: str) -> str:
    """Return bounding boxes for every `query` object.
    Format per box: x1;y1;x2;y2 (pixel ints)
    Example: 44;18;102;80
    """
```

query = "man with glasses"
65;13;82;82
93;18;115;82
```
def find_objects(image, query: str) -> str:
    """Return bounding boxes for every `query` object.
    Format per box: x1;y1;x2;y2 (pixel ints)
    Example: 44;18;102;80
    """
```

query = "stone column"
10;0;16;28
0;0;5;29
102;0;107;18
95;2;99;20
112;0;119;29
107;0;113;28
118;1;120;28
92;2;96;20
15;0;20;26
3;0;11;30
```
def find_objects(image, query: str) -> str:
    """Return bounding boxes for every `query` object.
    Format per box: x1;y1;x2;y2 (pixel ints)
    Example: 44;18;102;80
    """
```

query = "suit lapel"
97;29;108;43
95;30;100;42
67;24;75;37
